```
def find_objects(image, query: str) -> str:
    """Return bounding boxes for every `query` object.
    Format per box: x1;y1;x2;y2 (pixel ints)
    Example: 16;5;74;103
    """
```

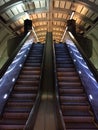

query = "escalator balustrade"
0;43;44;130
55;43;98;130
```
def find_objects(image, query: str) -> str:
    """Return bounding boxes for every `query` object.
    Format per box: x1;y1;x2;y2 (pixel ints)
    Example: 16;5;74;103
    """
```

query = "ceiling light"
61;11;75;42
25;11;30;20
70;11;75;19
32;26;39;42
61;27;68;42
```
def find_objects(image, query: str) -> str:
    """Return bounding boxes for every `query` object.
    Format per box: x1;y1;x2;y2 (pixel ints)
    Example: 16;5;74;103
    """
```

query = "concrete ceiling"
0;0;98;43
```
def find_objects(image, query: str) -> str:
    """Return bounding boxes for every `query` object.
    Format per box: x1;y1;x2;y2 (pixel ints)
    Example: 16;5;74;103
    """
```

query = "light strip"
70;11;75;20
61;27;68;42
61;11;75;42
32;26;39;42
25;12;30;19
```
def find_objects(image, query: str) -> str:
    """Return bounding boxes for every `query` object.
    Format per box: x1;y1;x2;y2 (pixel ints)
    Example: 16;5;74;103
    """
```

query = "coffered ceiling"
0;0;98;43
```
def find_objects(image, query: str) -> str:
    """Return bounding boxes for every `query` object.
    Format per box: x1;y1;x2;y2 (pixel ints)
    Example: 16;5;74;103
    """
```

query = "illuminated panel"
0;33;33;115
66;38;98;121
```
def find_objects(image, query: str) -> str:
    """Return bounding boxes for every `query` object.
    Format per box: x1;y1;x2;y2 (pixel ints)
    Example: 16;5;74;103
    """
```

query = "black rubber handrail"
0;32;31;78
53;43;66;130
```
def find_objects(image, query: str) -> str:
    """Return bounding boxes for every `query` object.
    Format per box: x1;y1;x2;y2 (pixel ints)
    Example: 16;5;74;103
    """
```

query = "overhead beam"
37;34;46;38
53;0;98;13
53;8;93;25
6;14;93;30
0;0;46;13
14;24;66;32
0;0;23;13
75;0;98;13
7;7;48;25
4;8;93;28
35;30;48;34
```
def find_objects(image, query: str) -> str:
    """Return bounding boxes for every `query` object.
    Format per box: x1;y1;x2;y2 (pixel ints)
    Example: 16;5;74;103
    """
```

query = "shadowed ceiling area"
0;0;98;43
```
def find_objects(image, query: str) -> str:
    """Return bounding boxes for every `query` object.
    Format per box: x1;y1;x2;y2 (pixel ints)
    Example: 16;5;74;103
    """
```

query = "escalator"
55;43;98;130
0;43;44;130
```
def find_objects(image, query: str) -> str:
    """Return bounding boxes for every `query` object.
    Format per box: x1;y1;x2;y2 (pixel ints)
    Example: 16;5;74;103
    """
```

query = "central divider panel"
33;32;57;130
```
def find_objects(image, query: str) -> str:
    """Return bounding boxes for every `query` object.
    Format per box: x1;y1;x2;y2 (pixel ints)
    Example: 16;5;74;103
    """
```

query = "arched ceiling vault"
0;0;98;43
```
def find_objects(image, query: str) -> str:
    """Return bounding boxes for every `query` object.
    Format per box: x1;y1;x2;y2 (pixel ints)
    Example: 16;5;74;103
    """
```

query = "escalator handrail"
53;43;66;130
24;43;45;130
0;32;31;78
0;33;33;116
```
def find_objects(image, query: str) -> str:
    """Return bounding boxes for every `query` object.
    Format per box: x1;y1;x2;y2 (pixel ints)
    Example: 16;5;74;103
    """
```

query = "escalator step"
59;82;81;87
60;95;87;102
57;67;76;72
14;86;38;92
58;76;80;82
3;112;29;119
0;125;24;130
65;122;98;129
6;102;33;107
64;116;93;123
59;88;84;94
57;71;78;76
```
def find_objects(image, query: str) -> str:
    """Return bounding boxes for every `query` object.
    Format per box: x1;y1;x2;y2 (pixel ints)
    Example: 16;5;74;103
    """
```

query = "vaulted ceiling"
0;0;98;43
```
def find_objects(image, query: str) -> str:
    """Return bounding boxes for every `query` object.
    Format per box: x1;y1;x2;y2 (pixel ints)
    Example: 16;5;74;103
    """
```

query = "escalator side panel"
66;39;98;121
0;43;44;130
55;43;98;130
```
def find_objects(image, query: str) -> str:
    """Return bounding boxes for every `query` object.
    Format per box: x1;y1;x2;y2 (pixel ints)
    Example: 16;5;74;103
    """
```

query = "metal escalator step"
8;98;34;102
57;64;74;68
25;63;41;66
19;75;40;79
61;105;90;110
6;101;33;107
61;101;89;106
64;116;94;123
57;71;78;76
59;88;84;94
59;82;81;87
23;66;40;70
67;127;98;130
3;112;29;119
58;76;80;82
16;80;39;85
57;67;75;72
20;70;40;75
14;86;38;92
26;60;41;63
65;122;98;129
0;125;24;130
0;119;25;125
62;107;92;116
4;107;31;112
10;93;36;99
60;95;87;102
